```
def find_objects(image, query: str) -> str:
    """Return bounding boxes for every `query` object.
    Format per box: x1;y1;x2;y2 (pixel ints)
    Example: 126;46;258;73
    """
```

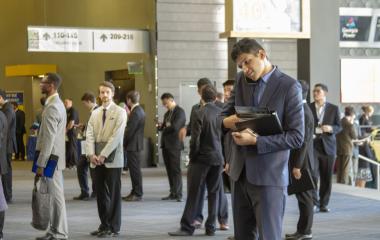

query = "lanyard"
316;103;326;125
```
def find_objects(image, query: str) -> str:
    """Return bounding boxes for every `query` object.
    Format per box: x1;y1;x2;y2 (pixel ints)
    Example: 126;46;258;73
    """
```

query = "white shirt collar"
45;93;59;105
102;101;113;111
131;103;139;112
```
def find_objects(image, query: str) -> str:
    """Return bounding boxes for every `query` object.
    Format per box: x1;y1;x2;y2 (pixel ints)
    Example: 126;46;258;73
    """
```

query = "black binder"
234;106;283;136
287;169;316;195
95;142;116;163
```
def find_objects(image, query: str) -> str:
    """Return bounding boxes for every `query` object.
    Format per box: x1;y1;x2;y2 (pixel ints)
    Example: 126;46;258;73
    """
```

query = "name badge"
315;127;323;134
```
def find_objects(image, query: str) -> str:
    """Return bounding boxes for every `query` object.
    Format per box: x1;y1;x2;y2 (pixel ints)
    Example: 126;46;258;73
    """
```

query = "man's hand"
98;155;106;165
321;125;333;133
224;163;230;173
36;167;44;177
178;127;187;141
292;168;302;180
232;131;257;146
89;155;99;165
223;114;240;129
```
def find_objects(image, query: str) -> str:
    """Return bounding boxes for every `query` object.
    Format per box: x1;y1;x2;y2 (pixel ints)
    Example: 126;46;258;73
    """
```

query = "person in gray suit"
86;81;127;238
34;73;68;240
0;111;8;240
222;38;304;240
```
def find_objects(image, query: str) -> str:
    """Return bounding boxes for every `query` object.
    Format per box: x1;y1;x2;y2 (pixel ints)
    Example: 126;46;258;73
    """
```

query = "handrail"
358;154;380;191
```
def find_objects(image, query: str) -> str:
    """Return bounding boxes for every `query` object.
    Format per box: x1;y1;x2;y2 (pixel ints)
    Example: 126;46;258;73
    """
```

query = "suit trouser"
337;154;351;185
127;151;143;197
162;148;182;198
180;163;221;234
295;189;314;235
233;171;286;240
1;154;12;201
94;165;122;233
46;170;68;239
312;148;335;208
76;155;96;196
0;211;4;238
15;133;25;159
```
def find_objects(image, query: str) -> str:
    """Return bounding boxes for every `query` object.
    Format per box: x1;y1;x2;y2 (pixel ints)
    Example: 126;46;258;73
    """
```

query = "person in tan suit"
86;81;127;238
35;73;68;240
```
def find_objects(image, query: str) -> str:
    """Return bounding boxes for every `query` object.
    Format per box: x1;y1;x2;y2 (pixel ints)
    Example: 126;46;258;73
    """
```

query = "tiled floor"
4;162;380;239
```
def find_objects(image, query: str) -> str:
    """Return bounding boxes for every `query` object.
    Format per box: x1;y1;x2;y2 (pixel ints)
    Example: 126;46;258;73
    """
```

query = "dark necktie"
253;78;263;107
102;109;107;126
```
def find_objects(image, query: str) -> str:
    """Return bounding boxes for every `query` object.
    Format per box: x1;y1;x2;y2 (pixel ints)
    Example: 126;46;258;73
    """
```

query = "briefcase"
95;142;116;163
287;169;316;195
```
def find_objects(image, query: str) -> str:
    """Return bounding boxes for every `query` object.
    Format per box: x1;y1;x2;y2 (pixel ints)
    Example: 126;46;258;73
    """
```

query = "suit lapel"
258;68;282;108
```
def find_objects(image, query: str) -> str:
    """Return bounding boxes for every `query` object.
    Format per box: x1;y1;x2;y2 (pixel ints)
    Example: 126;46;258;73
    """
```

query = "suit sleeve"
294;108;313;168
124;109;143;147
36;106;60;168
189;110;203;160
256;82;304;154
100;109;127;158
85;112;96;156
186;106;196;137
331;106;341;135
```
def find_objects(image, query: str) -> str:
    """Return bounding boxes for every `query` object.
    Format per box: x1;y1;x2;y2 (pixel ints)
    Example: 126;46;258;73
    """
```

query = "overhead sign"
27;26;150;53
6;91;24;105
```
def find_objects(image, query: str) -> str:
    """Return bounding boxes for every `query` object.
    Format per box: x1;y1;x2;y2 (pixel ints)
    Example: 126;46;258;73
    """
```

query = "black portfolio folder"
287;169;316;195
234;106;283;136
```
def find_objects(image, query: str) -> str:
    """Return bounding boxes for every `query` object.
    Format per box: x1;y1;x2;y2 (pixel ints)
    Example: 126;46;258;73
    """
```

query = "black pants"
295;189;314;235
127;151;143;197
15;133;25;159
0;211;4;238
1;154;12;202
94;165;122;233
76;155;96;196
180;163;222;234
162;148;182;198
312;147;335;208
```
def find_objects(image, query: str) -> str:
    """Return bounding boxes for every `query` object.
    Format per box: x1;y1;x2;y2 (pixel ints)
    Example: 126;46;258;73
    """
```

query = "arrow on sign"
100;34;107;42
43;33;51;41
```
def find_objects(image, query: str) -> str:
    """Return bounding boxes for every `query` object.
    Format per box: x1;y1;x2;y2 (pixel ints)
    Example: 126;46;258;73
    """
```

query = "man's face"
313;86;326;102
82;100;92;110
236;51;266;81
0;96;4;105
161;98;173;110
99;86;114;105
223;85;234;102
126;98;133;108
64;99;72;109
40;77;53;95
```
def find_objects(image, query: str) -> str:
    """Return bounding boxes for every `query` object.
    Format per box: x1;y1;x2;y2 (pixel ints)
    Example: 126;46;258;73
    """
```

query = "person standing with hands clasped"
86;82;127;238
221;38;304;240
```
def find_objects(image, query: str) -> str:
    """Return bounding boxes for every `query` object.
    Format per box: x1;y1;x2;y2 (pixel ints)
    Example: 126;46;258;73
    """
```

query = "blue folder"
32;151;58;178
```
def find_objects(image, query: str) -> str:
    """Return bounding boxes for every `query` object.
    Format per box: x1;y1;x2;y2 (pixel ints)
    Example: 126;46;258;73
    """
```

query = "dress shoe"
168;229;192;236
36;235;52;240
286;232;312;240
227;236;235;240
162;194;176;200
73;193;90;201
90;229;108;236
319;206;330;213
123;194;142;202
176;197;183;202
90;192;96;199
191;220;202;229
219;223;229;231
205;229;216;236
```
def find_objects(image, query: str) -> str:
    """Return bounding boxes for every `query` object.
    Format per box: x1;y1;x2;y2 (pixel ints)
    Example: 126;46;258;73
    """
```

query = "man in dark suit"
222;38;304;240
64;98;79;169
309;83;341;213
0;89;17;203
169;85;224;236
12;102;26;160
123;90;145;202
0;110;8;240
285;80;315;240
160;93;186;202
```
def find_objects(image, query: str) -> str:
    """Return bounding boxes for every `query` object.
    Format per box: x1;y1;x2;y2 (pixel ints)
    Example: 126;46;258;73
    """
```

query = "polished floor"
3;161;380;239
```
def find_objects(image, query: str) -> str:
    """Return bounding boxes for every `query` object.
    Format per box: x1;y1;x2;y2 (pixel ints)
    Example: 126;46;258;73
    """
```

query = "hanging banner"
27;26;150;53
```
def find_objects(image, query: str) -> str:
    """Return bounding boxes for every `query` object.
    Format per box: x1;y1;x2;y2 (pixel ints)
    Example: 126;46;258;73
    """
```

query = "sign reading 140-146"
27;26;150;53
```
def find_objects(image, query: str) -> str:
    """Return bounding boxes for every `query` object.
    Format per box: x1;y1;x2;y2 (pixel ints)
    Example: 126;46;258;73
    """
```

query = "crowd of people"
0;38;379;240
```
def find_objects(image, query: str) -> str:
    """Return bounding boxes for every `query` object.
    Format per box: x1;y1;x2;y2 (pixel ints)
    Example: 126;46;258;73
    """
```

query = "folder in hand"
32;151;58;178
287;169;316;195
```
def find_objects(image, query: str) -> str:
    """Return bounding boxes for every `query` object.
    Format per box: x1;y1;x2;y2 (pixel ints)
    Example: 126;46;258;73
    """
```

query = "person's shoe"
227;236;235;240
191;220;202;229
35;234;53;240
90;229;108;236
219;223;229;231
285;232;299;239
90;192;96;199
176;197;183;202
205;229;216;236
123;194;142;202
73;193;90;201
6;199;13;204
168;229;192;236
161;194;175;200
319;206;330;213
286;232;312;240
97;230;112;238
110;232;120;237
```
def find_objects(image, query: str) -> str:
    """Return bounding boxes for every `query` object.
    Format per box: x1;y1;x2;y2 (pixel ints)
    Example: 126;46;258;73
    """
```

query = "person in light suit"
86;81;127;238
34;73;68;240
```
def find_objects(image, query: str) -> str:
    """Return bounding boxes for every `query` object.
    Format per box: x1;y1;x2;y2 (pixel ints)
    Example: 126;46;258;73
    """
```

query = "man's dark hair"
40;97;46;106
45;72;62;89
0;89;7;100
299;80;309;100
314;83;328;92
126;90;140;104
99;81;115;93
344;106;355;117
201;85;217;103
222;80;235;87
11;102;18;107
81;92;96;103
197;78;212;89
231;38;265;62
161;93;174;100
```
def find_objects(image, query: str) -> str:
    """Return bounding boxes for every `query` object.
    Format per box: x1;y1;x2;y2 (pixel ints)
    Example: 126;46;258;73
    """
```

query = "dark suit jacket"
309;102;341;157
190;103;223;166
15;109;26;135
186;102;201;137
289;103;314;171
222;68;304;186
124;105;145;152
160;105;186;150
336;117;356;156
1;101;17;154
0;111;9;175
